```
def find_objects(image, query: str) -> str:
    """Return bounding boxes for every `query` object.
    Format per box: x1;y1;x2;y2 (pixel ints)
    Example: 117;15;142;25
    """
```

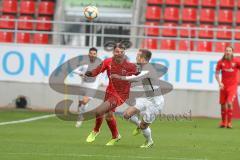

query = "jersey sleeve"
124;70;150;82
91;60;108;76
216;61;222;72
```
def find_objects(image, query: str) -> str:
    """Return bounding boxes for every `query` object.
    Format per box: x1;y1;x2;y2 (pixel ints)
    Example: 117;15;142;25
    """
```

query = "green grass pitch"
0;109;240;160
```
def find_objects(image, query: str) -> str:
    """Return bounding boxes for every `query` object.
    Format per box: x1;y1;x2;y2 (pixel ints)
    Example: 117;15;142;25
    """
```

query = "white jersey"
124;63;164;123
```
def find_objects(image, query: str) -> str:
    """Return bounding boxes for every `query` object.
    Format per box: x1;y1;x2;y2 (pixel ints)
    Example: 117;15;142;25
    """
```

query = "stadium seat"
38;1;55;15
182;8;197;22
145;22;159;36
36;16;52;31
147;0;163;5
198;24;214;39
196;41;212;52
235;26;240;39
18;16;34;30
199;8;215;23
2;0;18;14
179;23;196;37
20;1;35;15
165;0;180;6
219;0;234;8
142;39;158;49
183;0;199;7
17;32;31;43
201;0;216;8
236;11;240;24
145;6;161;20
161;23;177;37
164;7;179;22
234;43;240;53
0;31;14;42
216;25;232;39
33;33;49;44
218;9;233;24
215;42;230;52
178;40;194;51
0;15;15;29
160;39;176;50
238;1;240;8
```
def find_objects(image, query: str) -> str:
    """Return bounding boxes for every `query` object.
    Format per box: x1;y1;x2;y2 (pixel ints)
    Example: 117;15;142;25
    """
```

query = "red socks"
221;108;227;125
227;108;233;125
106;116;119;139
93;116;104;132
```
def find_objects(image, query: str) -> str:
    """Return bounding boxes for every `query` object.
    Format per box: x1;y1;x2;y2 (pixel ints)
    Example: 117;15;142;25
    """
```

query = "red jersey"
91;57;137;105
216;57;240;88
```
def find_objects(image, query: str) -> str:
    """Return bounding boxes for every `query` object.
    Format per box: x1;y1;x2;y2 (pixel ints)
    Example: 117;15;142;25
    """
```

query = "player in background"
84;43;137;146
74;47;102;128
111;49;164;148
215;46;240;128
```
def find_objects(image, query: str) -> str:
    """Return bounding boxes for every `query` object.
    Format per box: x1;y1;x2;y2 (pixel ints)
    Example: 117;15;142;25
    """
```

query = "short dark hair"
113;43;126;50
89;47;98;53
139;49;152;62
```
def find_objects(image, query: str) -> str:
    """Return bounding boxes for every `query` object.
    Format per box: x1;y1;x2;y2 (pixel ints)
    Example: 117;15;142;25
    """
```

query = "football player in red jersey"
84;43;137;145
215;46;240;128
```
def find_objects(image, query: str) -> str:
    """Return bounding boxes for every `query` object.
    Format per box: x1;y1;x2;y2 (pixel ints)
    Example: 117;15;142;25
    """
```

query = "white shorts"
135;96;164;123
78;81;99;100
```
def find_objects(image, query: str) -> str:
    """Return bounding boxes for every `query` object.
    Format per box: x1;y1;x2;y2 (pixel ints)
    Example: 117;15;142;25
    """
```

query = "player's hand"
219;83;224;90
111;74;121;79
85;71;92;77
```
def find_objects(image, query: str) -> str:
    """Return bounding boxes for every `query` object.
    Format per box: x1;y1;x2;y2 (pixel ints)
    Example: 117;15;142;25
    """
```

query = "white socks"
129;115;141;127
142;127;153;143
78;104;88;121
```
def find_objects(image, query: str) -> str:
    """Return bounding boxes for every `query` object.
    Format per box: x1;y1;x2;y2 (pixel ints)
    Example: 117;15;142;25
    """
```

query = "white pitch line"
0;114;55;126
1;152;208;160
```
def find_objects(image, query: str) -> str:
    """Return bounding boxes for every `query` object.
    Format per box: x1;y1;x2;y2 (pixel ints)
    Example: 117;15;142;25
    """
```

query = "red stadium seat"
20;1;35;15
178;40;194;51
36;16;52;31
145;6;161;20
161;23;177;37
160;39;176;50
18;16;34;30
183;0;199;7
145;22;159;36
196;41;212;52
235;26;240;39
199;8;215;23
2;0;17;14
165;0;180;6
38;1;55;15
198;24;214;39
215;42;230;52
142;39;158;49
218;9;233;24
216;25;232;39
236;11;240;24
33;33;49;44
164;7;179;22
234;43;240;53
179;23;196;37
182;8;197;22
219;0;234;8
0;31;14;42
17;32;31;43
147;0;163;5
201;0;216;8
0;15;15;29
238;1;240;8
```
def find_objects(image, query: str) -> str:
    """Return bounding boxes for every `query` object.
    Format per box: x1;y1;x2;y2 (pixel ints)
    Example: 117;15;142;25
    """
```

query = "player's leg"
76;96;90;128
105;111;121;146
225;89;236;128
219;89;227;128
139;121;153;148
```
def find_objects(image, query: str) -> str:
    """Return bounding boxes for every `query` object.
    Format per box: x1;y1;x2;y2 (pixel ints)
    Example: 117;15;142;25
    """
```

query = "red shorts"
219;86;237;104
104;93;126;112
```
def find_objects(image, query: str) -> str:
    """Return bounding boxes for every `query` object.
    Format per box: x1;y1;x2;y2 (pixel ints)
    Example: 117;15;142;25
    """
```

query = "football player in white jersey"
111;49;164;148
74;47;102;127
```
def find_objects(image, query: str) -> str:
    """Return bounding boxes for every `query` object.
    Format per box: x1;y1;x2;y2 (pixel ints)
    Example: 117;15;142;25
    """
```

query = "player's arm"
85;62;106;77
215;62;224;89
111;70;150;82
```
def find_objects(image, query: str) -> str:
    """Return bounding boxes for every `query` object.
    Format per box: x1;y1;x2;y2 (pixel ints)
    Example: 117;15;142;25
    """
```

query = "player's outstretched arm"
111;70;149;82
85;62;106;77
